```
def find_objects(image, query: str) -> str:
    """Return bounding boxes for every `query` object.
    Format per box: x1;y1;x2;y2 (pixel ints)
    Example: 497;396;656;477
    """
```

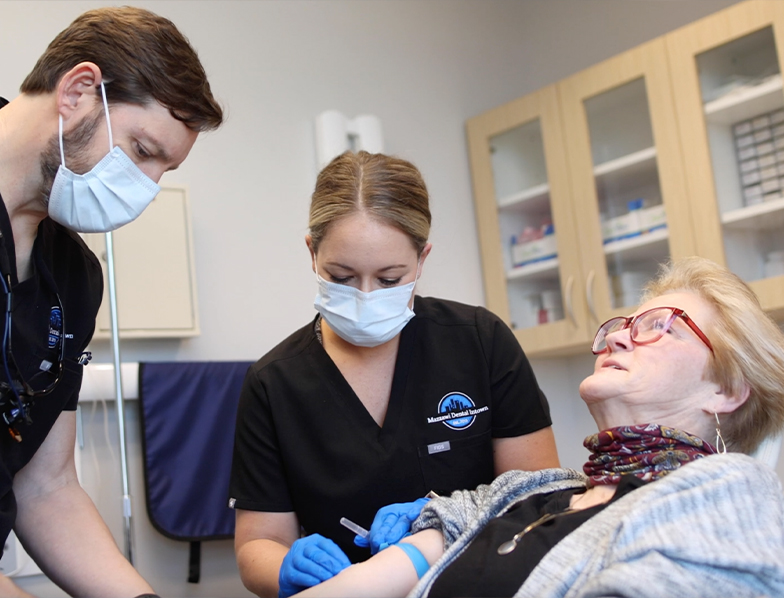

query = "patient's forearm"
295;529;444;598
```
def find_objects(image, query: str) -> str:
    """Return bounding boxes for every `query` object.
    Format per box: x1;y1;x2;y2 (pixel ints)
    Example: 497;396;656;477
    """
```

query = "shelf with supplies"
603;227;669;257
468;7;720;355
666;0;784;312
506;256;559;282
497;183;550;209
593;146;658;178
467;1;784;356
722;195;784;230
704;73;783;125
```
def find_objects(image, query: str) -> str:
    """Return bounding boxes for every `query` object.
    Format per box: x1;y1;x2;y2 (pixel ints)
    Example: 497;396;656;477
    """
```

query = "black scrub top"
0;183;103;552
229;296;552;562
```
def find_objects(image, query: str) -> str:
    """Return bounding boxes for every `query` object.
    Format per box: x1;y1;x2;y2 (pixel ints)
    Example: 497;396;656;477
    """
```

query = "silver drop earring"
714;412;727;454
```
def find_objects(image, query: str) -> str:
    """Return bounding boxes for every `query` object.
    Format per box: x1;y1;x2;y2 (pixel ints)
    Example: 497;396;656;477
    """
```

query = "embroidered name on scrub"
427;406;489;424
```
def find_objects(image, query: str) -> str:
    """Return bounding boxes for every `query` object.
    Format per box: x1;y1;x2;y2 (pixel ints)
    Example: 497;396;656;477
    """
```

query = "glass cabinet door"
667;0;784;316
558;36;695;325
467;85;590;356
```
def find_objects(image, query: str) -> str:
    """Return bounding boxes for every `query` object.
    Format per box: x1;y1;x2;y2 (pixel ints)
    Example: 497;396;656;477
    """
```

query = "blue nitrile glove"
354;497;431;554
278;534;352;598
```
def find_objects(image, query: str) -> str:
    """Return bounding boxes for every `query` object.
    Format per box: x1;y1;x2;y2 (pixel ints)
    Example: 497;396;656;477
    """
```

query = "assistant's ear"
305;235;317;274
56;62;102;123
416;242;433;275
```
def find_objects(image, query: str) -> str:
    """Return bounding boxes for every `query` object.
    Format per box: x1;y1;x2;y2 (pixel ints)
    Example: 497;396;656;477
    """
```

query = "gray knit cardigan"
409;453;784;598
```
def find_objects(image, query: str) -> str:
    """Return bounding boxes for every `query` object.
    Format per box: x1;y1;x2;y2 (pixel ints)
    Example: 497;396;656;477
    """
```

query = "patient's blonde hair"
643;256;784;454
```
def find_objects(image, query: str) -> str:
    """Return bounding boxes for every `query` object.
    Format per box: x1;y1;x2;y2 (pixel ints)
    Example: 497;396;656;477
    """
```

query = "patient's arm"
294;529;444;598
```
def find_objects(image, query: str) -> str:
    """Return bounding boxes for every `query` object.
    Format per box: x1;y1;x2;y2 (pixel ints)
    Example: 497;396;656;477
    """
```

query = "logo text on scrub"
429;392;488;430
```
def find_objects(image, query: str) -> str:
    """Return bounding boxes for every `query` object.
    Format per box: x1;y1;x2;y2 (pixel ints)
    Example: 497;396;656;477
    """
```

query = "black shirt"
229;296;552;563
430;476;647;597
0;190;103;552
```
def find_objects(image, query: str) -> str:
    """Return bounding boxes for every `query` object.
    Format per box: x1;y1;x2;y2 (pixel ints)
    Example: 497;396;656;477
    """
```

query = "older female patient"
296;256;784;598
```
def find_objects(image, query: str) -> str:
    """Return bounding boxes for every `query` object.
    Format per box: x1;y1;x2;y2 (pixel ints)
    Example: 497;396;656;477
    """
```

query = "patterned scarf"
582;424;718;486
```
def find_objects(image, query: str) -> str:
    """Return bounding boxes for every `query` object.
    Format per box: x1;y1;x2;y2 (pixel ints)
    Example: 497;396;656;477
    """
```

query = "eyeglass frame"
591;306;714;355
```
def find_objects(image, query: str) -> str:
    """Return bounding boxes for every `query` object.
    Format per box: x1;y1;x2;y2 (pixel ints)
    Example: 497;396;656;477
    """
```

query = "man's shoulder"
38;219;103;313
40;219;101;277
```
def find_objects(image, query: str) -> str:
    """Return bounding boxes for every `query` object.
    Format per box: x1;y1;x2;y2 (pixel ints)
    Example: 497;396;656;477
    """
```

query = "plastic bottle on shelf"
627;198;643;237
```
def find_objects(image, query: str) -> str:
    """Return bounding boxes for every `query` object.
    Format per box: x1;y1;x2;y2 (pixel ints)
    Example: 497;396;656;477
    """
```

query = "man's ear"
56;62;102;123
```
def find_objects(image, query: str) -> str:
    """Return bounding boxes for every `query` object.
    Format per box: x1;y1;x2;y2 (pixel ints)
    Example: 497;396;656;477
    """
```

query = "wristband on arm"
391;542;430;579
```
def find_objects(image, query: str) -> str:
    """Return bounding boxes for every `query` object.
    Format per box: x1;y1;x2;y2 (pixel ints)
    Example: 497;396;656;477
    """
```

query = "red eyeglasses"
591;306;714;355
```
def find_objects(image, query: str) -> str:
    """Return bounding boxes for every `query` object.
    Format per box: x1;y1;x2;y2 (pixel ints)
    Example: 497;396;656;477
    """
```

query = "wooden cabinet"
559;36;696;325
468;39;694;357
667;0;784;318
467;85;591;356
83;186;200;339
467;0;784;357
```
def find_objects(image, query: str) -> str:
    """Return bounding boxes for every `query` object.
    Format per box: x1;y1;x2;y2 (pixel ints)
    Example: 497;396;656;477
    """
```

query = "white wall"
2;1;768;596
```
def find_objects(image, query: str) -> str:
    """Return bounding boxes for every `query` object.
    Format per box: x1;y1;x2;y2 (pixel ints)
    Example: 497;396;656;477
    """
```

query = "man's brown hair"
21;6;223;132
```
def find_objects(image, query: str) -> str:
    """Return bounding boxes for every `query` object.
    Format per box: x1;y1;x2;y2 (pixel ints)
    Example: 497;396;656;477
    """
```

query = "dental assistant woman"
229;151;560;598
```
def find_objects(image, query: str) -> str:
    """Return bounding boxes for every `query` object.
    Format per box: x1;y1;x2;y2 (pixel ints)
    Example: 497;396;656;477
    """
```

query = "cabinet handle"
586;270;598;323
565;275;577;327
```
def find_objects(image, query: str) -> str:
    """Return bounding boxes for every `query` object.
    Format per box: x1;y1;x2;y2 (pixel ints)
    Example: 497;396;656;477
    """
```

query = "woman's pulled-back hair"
643;256;784;454
21;6;223;132
309;151;431;254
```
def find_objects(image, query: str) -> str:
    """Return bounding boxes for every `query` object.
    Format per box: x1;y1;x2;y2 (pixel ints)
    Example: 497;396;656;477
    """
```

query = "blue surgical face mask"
47;81;160;233
314;261;421;348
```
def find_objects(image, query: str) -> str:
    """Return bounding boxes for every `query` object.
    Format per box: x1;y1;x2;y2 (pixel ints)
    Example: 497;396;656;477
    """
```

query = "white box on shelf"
754;128;772;142
762;177;781;193
753;115;771;130
511;234;557;267
744;184;764;205
738;146;757;160
742;170;762;186
759;154;776;168
757;141;774;155
601;211;642;242
741;158;759;172
638;204;667;232
734;121;752;136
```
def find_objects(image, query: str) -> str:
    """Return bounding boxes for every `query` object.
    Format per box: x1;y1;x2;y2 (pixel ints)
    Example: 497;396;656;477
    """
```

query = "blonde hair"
643;256;784;454
309;151;431;254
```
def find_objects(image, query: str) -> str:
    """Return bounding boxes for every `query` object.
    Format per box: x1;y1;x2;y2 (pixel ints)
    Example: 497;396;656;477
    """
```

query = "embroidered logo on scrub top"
48;305;63;349
427;392;489;430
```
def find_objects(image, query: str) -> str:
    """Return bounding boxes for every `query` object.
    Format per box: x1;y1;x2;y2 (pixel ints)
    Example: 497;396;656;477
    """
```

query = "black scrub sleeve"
228;367;295;512
477;307;552;438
